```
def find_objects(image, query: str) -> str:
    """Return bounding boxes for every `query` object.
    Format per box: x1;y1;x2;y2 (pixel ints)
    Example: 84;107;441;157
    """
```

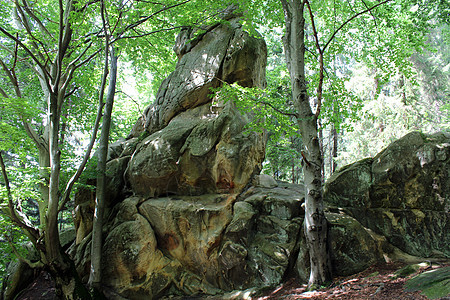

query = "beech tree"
229;0;442;287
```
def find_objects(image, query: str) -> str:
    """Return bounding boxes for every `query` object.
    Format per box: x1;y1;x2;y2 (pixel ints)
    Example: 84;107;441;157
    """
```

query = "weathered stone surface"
324;131;450;258
71;181;308;298
2;243;40;300
138;194;234;280
405;266;450;299
125;16;267;198
106;156;130;203
252;174;278;188
140;18;266;136
126;100;266;197
229;184;305;288
71;169;444;299
296;211;394;282
72;16;267;245
327;213;385;276
62;14;449;300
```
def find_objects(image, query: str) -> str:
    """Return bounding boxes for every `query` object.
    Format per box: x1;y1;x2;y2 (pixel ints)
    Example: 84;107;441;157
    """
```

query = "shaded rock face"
324;131;450;258
73;17;267;243
73;186;306;298
73;178;397;299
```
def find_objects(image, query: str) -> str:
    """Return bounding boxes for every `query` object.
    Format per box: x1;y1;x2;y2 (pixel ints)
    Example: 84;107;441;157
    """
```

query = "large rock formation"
6;13;446;300
120;16;267;199
324;131;450;258
68;18;449;298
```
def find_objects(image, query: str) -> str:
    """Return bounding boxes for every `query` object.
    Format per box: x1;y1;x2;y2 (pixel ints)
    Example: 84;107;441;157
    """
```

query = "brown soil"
258;262;449;300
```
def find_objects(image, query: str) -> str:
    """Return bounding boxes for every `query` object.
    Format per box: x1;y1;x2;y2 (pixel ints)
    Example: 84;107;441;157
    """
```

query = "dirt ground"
15;262;449;299
258;262;449;300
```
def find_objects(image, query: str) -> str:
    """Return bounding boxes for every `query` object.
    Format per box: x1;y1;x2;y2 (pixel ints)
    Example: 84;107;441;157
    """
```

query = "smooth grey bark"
281;0;332;287
89;47;118;290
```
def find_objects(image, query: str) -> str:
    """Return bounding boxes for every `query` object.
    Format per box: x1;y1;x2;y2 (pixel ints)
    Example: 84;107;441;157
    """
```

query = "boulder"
326;213;385;276
324;131;450;258
228;184;305;289
126;100;266;197
140;18;266;136
79;182;306;298
71;174;427;299
124;16;267;198
405;266;450;299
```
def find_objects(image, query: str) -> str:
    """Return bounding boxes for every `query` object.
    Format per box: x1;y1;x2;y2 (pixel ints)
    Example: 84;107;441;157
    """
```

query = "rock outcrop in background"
324;131;449;259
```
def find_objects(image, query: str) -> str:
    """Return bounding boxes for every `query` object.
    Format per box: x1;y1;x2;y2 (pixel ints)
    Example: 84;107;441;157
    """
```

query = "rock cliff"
324;131;449;259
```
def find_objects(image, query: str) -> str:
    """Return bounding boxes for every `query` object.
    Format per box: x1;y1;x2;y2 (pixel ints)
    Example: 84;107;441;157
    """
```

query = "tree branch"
0;58;48;151
0;151;40;244
0;87;8;98
13;0;51;64
257;99;299;118
304;0;324;118
323;0;392;52
0;26;51;84
116;26;185;40
19;0;54;38
361;0;378;26
117;0;192;37
0;57;22;98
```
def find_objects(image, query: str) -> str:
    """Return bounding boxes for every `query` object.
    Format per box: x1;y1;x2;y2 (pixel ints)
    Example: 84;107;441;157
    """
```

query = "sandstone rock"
70;172;432;299
326;213;384;276
405;266;450;299
140;18;266;136
126;100;266;197
106;156;130;204
138;194;234;281
61;15;447;300
252;174;278;188
74;197;94;244
324;131;450;258
230;184;305;288
125;16;267;198
73;14;267;243
2;243;40;300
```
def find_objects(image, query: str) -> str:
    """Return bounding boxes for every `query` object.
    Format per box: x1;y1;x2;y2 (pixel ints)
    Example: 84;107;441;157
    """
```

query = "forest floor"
15;261;449;299
257;262;449;300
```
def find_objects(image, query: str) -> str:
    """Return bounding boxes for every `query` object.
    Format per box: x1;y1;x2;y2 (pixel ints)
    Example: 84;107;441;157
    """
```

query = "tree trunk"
318;118;325;182
45;92;64;268
281;0;332;288
330;126;338;174
89;48;118;292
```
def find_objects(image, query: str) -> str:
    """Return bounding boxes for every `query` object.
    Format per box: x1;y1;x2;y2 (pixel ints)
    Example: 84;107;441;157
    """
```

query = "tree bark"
330;126;338;174
281;0;332;288
89;47;118;292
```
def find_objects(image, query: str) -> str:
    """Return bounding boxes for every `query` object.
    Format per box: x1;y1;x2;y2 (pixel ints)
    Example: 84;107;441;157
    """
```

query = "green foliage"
0;219;28;282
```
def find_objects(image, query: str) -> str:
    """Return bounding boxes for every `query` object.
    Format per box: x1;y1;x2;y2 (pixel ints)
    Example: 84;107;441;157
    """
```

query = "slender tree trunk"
318;118;325;182
38;147;50;228
281;0;331;288
89;48;118;292
330;126;338;174
45;92;64;268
